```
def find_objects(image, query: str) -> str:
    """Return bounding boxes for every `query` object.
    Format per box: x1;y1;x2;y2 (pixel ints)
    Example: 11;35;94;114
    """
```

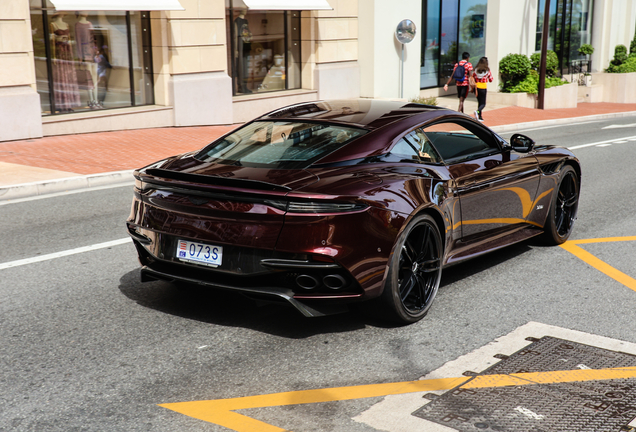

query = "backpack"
452;63;466;83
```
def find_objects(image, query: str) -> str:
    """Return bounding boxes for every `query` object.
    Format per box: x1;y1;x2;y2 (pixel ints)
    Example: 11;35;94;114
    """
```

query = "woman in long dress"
50;12;81;112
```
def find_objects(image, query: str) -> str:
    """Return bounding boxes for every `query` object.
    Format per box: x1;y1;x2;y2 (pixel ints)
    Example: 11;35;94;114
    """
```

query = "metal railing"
568;59;592;86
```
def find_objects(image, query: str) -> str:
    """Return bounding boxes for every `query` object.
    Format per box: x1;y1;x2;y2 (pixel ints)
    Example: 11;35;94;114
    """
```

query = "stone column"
160;0;233;127
0;1;43;141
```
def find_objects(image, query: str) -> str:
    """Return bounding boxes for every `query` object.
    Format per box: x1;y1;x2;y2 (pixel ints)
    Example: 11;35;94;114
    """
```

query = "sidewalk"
2;97;636;201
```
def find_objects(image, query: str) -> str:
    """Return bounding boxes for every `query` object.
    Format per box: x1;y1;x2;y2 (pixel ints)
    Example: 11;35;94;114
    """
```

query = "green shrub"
499;53;531;92
605;44;636;73
611;45;628;66
530;50;559;77
578;44;594;56
607;55;636;73
408;96;438;106
507;70;567;94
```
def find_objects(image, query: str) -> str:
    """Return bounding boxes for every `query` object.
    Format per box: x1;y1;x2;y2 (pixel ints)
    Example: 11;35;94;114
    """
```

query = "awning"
240;0;333;10
49;0;185;11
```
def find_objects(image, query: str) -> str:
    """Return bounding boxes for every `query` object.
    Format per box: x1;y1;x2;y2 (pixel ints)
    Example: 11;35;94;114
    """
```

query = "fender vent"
539;161;562;174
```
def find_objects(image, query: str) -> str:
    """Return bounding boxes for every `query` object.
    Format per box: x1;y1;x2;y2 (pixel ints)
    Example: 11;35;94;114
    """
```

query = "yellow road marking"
159;236;636;432
567;236;636;245
560;236;636;292
159;367;636;432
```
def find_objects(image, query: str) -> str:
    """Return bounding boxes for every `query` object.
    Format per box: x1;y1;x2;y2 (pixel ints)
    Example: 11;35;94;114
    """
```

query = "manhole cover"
413;336;636;431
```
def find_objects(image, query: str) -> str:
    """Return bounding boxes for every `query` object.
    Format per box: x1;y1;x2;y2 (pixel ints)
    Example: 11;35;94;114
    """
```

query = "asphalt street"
1;117;636;431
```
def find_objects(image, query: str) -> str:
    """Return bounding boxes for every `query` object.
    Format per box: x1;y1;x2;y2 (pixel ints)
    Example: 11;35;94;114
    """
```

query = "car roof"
258;99;453;130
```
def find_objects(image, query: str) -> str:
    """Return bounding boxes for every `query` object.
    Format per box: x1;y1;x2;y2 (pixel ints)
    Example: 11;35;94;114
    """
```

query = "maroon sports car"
126;99;580;323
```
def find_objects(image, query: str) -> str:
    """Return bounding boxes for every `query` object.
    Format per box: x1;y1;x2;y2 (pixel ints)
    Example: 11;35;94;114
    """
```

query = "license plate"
176;240;223;267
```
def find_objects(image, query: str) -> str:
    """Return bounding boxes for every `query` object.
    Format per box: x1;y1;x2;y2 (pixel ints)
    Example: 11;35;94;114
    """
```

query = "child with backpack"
443;52;473;114
472;57;494;122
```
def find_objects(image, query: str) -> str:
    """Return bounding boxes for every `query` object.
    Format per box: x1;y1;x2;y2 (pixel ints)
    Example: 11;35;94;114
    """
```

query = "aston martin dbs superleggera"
126;99;580;323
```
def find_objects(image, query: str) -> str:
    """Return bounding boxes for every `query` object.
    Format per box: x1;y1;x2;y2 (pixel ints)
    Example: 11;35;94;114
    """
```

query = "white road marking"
514;406;545;420
0;238;132;270
501;119;606;134
0;182;133;206
602;123;636;129
569;135;636;150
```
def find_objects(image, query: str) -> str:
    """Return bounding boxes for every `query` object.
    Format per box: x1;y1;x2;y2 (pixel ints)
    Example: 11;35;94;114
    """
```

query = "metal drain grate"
413;336;636;431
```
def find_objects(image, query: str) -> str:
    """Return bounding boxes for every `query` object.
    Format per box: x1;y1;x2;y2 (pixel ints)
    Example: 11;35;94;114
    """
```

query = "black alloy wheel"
543;165;579;245
382;214;442;324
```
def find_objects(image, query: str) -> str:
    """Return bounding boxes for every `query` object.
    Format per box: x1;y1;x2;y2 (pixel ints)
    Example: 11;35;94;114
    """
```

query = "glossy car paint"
127;99;580;317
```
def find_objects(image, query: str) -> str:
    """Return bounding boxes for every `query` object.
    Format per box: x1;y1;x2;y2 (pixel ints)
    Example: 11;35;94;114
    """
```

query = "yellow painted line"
160;377;469;432
159;367;636;432
463;366;636;388
560;238;636;292
566;236;636;245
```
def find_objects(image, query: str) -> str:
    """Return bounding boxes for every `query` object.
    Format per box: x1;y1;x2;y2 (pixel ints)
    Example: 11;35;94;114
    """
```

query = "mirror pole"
401;44;405;98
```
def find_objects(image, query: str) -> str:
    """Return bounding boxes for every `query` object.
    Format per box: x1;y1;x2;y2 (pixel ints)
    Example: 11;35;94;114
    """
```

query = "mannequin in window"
50;12;80;112
75;12;99;108
233;10;251;93
94;45;112;107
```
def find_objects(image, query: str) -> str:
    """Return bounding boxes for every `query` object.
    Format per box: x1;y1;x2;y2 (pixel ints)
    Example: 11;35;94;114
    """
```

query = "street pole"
401;44;405;98
537;0;551;109
395;19;416;100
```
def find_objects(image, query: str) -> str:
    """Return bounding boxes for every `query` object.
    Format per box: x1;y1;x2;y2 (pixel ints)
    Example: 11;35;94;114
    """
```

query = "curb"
1;110;635;202
0;170;135;202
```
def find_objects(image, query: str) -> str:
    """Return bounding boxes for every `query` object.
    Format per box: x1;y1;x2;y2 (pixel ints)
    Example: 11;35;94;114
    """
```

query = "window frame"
390;127;444;165
419;118;502;164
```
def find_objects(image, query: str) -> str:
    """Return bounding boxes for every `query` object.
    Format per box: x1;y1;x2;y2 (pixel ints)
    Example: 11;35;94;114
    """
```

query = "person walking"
443;52;473;113
472;57;493;122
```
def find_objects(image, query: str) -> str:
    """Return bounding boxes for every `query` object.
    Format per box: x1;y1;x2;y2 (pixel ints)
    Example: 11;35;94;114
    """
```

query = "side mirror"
510;133;535;153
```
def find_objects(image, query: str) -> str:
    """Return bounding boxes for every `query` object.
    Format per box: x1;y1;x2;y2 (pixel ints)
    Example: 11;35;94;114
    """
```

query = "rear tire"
542;165;579;245
381;214;442;324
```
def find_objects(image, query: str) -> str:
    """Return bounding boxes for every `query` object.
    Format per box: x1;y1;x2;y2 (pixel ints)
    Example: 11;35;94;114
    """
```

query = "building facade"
0;0;635;142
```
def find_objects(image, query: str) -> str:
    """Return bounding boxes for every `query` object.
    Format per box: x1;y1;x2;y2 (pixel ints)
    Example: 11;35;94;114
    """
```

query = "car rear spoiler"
142;168;292;192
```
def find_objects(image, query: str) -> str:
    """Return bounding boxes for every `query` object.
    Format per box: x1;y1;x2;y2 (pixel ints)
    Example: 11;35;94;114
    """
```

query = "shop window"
226;1;301;96
535;0;593;74
30;1;154;115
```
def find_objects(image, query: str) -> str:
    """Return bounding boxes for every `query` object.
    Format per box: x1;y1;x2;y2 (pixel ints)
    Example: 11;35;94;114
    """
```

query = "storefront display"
226;1;301;96
30;1;153;115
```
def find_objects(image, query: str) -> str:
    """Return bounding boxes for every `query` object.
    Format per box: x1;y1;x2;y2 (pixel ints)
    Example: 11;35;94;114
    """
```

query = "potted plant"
578;44;594;86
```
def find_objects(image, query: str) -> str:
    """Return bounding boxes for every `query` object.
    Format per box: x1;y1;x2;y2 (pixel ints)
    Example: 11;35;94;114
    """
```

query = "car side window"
392;128;442;164
422;121;498;162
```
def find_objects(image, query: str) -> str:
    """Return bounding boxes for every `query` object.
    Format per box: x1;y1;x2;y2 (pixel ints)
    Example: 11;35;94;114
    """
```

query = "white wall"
359;0;422;100
592;0;636;72
484;0;538;90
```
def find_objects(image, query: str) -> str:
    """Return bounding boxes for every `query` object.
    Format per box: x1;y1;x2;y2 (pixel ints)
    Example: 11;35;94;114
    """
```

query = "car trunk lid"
133;161;319;249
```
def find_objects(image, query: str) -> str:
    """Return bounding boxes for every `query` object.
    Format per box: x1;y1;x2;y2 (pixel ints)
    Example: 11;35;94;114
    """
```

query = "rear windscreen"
195;121;368;169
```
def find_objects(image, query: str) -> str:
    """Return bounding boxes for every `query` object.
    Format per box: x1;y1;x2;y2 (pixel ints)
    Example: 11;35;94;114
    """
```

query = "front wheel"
381;214;443;324
542;165;579;245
